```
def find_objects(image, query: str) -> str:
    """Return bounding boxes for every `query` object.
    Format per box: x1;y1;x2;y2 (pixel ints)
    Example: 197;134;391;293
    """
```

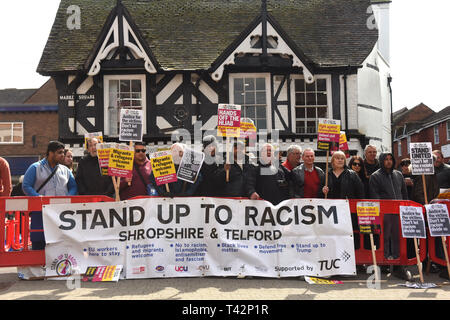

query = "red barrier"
0;196;115;268
427;199;450;267
349;199;427;266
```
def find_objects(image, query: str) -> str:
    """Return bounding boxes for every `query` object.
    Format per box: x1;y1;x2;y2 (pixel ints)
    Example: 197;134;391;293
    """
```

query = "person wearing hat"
195;135;222;197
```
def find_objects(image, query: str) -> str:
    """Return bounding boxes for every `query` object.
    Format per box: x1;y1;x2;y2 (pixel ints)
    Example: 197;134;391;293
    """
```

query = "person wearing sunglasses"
76;137;115;198
120;142;154;200
348;155;369;198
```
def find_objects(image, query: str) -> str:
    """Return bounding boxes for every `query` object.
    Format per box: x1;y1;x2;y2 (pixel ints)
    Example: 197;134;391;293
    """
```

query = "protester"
411;159;439;205
291;148;325;199
433;150;450;191
369;152;411;280
0;156;12;196
195;135;221;197
399;158;413;200
348;155;369;198
120;142;155;200
216;140;253;197
76;138;115;198
363;145;380;178
11;175;25;196
282;145;302;172
63;148;74;173
322;151;364;199
410;155;443;276
22;141;77;250
153;143;201;197
246;143;290;205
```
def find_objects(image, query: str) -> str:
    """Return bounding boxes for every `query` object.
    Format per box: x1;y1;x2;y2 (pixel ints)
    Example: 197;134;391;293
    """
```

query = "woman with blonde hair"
322;151;364;199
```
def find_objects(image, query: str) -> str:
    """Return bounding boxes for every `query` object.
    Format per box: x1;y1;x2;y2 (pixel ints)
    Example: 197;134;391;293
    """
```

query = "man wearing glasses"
120;142;153;199
76;138;115;198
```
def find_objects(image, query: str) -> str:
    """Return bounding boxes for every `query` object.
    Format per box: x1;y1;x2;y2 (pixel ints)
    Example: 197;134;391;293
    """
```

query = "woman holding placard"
322;151;364;200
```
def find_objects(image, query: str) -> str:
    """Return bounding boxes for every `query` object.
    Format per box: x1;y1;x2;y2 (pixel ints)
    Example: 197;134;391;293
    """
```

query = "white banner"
42;198;356;279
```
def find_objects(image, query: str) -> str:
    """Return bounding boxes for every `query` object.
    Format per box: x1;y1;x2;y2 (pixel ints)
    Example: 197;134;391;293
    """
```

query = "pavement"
1;265;450;300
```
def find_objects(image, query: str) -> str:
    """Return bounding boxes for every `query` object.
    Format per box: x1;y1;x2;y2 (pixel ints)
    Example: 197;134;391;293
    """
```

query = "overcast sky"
0;0;448;112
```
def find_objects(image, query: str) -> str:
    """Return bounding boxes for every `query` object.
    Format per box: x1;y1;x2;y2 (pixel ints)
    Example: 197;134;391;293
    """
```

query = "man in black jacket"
369;152;411;281
216;140;253;197
246;143;289;205
75;138;115;197
195;135;221;197
433;149;450;190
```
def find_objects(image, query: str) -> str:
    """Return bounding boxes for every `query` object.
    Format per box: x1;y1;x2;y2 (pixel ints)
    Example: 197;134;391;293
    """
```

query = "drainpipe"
343;69;349;133
388;75;393;152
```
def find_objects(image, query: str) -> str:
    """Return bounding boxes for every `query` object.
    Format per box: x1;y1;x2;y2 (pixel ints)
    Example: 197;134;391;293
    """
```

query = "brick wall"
0;111;58;158
394;120;450;165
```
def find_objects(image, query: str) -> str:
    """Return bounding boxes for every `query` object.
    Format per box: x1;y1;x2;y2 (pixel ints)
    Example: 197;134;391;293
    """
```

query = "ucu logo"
175;266;188;272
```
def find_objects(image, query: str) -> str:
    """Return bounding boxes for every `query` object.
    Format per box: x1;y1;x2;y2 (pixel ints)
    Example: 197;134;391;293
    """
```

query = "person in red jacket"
0;156;12;197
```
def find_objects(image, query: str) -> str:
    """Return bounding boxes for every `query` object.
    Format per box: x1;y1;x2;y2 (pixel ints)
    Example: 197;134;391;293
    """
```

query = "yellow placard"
150;151;178;185
108;146;134;178
318;122;340;135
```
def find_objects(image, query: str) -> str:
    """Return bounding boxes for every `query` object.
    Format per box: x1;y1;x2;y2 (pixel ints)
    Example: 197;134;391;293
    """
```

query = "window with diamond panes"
233;77;267;130
294;78;327;134
108;79;142;135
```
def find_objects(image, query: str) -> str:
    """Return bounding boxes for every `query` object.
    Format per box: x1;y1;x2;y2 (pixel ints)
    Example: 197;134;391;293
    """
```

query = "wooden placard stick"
226;138;230;182
414;237;424;283
422;175;432;275
112;176;120;202
165;183;170;194
128;141;134;186
324;150;329;199
442;236;450;279
369;232;380;283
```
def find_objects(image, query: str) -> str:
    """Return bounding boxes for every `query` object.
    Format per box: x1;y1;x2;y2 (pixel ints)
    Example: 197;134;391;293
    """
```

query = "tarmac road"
1;265;450;301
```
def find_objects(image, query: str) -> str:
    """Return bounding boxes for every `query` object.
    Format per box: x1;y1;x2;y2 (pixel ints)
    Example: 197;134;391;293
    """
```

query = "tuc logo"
318;259;341;271
175;266;189;272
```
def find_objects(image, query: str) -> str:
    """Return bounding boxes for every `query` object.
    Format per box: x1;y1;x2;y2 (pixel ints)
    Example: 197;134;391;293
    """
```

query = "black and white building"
37;0;392;161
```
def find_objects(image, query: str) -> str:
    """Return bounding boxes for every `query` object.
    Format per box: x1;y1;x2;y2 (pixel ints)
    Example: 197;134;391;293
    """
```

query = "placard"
425;204;450;237
410;142;434;175
217;104;241;137
339;132;350;158
177;147;205;183
119;108;143;142
356;201;380;234
84;132;103;149
317;118;340;151
97;143;114;176
108;144;134;179
82;265;123;282
240;117;257;141
399;206;426;239
150;150;178;186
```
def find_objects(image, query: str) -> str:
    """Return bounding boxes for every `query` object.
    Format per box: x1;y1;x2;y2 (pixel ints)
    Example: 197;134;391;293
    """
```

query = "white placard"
425;204;450;237
410;142;434;175
119;109;143;142
399;206;426;239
